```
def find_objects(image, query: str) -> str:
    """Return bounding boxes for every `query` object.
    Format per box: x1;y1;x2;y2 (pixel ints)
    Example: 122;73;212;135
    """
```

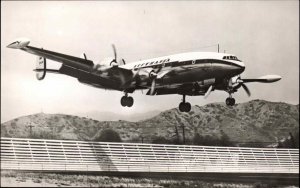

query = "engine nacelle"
93;57;118;72
36;56;46;80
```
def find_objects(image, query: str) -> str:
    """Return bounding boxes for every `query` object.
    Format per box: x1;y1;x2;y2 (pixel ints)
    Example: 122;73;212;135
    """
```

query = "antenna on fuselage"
218;44;219;53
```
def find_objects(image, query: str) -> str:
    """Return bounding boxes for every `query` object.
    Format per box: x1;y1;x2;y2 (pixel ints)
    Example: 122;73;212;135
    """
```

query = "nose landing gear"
225;97;235;106
179;95;191;112
225;92;235;106
121;93;134;107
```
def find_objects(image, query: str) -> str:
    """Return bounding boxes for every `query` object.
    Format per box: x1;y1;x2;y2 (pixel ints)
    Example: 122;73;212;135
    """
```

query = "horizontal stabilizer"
33;69;60;74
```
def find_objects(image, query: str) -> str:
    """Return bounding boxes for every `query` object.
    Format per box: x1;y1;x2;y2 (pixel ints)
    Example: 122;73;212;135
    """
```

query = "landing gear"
225;97;235;106
121;94;134;107
179;95;191;112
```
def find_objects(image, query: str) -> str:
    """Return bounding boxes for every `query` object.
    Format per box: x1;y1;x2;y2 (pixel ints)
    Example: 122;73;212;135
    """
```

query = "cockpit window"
223;56;241;61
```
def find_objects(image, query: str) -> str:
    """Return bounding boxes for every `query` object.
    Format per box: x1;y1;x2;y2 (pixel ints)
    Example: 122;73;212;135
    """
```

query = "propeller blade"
112;44;117;61
204;85;213;99
122;58;126;65
241;83;251;97
149;79;156;95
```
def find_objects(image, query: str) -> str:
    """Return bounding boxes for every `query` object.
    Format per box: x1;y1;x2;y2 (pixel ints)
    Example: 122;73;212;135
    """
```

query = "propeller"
232;75;251;97
148;66;163;95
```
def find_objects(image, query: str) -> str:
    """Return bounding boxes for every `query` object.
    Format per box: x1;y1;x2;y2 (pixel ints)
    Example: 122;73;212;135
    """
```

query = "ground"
1;170;298;188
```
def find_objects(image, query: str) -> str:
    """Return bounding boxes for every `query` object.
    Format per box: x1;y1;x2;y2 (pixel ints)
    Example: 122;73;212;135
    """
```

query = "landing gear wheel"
179;102;185;112
179;95;191;112
127;97;134;107
226;97;235;106
185;102;191;112
121;96;127;107
179;102;191;112
230;98;235;106
120;96;134;107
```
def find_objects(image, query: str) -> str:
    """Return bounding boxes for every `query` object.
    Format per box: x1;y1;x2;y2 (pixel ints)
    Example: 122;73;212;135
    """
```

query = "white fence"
1;137;298;173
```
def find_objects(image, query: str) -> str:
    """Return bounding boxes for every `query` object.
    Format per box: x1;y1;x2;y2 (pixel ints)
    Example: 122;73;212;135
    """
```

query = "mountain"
76;110;161;122
1;100;299;146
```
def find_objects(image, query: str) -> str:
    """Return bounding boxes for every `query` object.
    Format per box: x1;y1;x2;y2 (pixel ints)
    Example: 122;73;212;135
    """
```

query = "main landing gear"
121;93;134;107
179;95;191;112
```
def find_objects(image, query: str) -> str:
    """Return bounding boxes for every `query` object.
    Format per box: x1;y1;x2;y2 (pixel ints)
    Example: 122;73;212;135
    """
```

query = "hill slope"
77;110;161;122
1;100;299;145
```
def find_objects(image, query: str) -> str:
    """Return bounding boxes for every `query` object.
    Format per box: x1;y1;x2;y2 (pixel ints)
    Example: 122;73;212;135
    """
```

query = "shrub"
94;129;122;142
152;136;171;144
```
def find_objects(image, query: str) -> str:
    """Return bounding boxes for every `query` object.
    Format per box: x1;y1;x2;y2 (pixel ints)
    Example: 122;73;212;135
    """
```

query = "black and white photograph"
1;1;299;187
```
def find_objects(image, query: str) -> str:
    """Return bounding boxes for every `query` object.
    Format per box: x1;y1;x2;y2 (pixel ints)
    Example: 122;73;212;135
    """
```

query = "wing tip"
259;75;282;82
7;37;30;49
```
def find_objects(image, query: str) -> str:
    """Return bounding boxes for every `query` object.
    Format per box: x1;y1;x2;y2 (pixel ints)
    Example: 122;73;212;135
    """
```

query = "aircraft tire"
127;97;134;107
179;102;185;112
230;98;236;106
226;97;235;106
121;96;127;107
226;97;231;106
179;102;191;112
185;102;191;112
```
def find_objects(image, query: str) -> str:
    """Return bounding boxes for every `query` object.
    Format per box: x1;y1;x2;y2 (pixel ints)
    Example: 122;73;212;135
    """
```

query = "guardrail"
1;137;298;173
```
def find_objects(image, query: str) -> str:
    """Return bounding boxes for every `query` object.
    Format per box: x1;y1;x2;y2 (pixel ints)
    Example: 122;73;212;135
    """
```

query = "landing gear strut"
121;93;134;107
179;95;191;112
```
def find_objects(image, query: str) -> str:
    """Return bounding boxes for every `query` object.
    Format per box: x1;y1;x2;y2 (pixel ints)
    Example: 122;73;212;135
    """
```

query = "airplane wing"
7;38;94;71
23;46;95;70
7;38;134;91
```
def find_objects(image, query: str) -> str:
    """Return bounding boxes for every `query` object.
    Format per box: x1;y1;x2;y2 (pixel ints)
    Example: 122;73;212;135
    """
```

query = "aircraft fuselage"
120;52;245;92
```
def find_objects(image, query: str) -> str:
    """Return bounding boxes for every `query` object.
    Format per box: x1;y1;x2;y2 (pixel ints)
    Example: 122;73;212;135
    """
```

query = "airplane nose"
240;64;245;72
236;61;245;73
228;61;245;75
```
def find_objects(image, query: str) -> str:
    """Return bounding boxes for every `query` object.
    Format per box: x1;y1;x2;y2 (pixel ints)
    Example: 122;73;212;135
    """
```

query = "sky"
1;1;299;123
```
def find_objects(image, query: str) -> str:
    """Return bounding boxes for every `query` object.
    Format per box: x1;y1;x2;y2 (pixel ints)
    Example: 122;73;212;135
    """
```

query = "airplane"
7;38;281;112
